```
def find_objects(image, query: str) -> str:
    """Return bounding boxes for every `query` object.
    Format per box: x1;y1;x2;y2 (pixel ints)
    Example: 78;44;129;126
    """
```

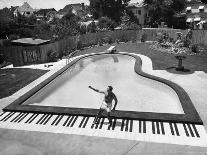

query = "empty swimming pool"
22;54;184;114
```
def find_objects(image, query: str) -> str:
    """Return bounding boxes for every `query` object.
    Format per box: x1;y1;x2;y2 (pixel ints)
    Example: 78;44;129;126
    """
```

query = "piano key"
54;115;64;126
10;113;23;122
1;112;15;122
187;124;195;137
125;119;129;132
13;113;26;123
25;113;36;123
66;116;75;127
183;123;190;137
139;120;142;133
160;122;165;135
78;116;86;128
169;122;175;136
51;115;61;126
152;121;156;134
143;121;146;133
192;124;200;138
82;116;89;128
0;112;5;118
42;114;53;125
99;117;105;129
156;122;160;134
173;123;180;136
17;113;29;123
121;119;125;131
70;116;78;127
28;113;39;124
112;118;117;130
129;120;133;132
94;117;101;129
63;115;71;126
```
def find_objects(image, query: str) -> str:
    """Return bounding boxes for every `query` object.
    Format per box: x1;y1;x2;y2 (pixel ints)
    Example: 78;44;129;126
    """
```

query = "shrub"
47;50;58;62
141;33;147;42
191;44;198;53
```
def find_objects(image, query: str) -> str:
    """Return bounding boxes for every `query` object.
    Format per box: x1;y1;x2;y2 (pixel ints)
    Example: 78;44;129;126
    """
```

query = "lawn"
0;68;48;99
74;42;207;73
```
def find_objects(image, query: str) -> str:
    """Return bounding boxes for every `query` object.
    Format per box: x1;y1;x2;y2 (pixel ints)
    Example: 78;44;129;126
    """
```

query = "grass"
74;42;207;73
0;68;48;99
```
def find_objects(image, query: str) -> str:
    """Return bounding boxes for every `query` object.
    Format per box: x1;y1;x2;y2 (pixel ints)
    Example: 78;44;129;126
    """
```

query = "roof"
58;3;84;14
127;2;146;8
14;2;34;13
36;8;56;16
12;38;50;45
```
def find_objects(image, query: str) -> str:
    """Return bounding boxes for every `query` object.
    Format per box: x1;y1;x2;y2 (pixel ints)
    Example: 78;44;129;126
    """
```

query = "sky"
0;0;143;11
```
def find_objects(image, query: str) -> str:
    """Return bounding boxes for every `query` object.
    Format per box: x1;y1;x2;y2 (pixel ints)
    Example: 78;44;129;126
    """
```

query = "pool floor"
23;54;184;114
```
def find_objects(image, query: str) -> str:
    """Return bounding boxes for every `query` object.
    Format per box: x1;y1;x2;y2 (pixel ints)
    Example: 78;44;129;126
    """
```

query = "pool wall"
3;52;203;124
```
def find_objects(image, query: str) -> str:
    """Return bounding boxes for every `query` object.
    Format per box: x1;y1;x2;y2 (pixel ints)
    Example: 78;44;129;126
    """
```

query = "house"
127;2;148;26
14;2;35;17
58;3;86;19
35;8;57;22
185;0;207;29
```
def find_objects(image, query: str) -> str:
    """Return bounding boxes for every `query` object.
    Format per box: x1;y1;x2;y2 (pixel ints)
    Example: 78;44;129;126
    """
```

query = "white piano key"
2;112;22;129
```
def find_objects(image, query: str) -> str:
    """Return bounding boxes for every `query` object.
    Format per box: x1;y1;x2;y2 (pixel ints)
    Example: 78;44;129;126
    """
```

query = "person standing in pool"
89;85;118;125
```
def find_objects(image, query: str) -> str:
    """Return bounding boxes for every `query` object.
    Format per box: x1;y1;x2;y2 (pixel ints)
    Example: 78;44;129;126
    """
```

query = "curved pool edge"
3;52;203;125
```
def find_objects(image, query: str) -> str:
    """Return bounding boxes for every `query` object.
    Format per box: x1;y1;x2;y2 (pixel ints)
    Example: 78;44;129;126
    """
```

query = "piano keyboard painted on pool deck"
0;112;207;147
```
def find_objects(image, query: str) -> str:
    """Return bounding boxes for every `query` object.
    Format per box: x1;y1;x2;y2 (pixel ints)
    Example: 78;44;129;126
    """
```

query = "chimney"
81;3;85;11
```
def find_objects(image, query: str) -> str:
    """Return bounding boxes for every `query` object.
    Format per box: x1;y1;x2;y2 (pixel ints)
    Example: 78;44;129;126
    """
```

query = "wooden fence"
1;29;206;66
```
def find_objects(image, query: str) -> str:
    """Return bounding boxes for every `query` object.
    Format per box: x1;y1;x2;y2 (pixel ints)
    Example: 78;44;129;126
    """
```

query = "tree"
144;0;185;27
53;9;81;39
97;16;116;30
89;0;130;22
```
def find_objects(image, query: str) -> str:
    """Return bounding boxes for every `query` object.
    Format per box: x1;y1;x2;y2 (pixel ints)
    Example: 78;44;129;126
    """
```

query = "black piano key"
82;117;89;128
156;122;160;134
174;123;180;136
0;112;5;117
70;116;78;127
14;113;26;123
95;117;101;129
2;112;15;122
169;123;175;135
187;124;195;137
55;115;64;126
152;121;155;134
63;116;71;126
43;114;53;125
143;121;146;133
125;119;129;132
121;119;125;131
112;119;117;130
192;124;200;138
40;114;50;125
51;115;60;125
17;113;29;123
10;113;22;122
78;117;86;128
36;114;47;124
129;120;133;132
139;120;142;133
28;114;39;124
0;112;11;121
15;113;26;123
160;122;165;135
25;113;36;123
183;123;190;137
67;116;75;127
99;118;105;129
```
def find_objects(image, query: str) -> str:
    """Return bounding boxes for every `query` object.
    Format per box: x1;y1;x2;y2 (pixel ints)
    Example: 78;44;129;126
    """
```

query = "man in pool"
89;85;118;125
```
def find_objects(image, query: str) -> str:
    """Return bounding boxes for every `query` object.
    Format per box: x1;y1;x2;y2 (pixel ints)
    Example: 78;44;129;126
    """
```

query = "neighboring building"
58;3;86;19
35;8;57;22
185;0;207;29
14;2;35;17
127;2;148;26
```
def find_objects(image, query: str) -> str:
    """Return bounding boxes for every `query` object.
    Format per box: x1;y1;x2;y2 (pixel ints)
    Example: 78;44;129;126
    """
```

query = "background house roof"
14;2;34;13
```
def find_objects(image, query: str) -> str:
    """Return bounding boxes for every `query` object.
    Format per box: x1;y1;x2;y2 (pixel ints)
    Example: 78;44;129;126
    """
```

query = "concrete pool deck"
0;51;207;154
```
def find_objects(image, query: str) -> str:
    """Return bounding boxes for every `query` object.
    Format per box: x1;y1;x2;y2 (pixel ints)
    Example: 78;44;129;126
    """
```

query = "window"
199;6;204;13
138;10;141;15
186;7;192;13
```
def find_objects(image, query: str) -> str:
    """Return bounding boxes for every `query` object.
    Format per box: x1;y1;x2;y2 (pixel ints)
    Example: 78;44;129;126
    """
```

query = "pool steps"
0;111;206;147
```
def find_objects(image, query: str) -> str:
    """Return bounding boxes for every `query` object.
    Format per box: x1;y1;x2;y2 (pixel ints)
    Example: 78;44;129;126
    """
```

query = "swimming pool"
4;53;202;124
23;54;183;114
